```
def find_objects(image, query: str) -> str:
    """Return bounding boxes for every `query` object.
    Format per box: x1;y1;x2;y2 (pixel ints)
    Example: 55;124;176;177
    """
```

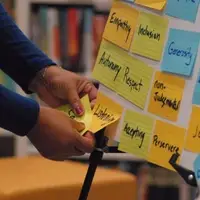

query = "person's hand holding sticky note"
58;95;93;136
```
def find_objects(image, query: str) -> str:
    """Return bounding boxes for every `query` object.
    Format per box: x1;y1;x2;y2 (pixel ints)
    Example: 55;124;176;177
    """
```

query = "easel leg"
78;150;104;200
78;129;107;200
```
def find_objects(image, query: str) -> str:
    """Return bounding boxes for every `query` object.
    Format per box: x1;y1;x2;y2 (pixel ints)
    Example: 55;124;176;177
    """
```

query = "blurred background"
0;1;197;199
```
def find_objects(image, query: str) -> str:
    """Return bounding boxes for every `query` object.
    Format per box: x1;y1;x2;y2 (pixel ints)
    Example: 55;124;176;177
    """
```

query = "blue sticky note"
193;70;200;105
161;29;200;77
194;155;200;181
165;0;200;22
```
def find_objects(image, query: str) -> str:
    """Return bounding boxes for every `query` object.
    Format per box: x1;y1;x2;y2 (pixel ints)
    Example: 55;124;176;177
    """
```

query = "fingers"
83;82;98;104
69;118;85;132
75;131;95;153
66;86;84;116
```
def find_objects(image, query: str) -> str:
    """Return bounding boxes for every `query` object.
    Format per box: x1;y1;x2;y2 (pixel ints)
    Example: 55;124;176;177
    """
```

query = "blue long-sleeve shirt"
0;4;56;136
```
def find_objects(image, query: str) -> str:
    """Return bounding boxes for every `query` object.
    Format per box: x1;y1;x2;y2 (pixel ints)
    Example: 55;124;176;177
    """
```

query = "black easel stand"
78;129;123;200
78;130;198;200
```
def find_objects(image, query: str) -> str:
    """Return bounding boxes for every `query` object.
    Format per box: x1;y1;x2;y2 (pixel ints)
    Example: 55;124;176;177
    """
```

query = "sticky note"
89;92;123;133
130;11;168;61
161;29;200;76
135;0;166;10
165;0;200;23
185;105;200;153
92;39;121;91
118;110;154;159
193;71;200;105
92;39;154;109
148;120;186;171
148;71;185;122
103;1;139;50
194;155;200;182
58;95;92;135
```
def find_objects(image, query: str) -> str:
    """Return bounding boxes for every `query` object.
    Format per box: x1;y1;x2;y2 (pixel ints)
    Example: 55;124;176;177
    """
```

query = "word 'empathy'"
109;12;132;42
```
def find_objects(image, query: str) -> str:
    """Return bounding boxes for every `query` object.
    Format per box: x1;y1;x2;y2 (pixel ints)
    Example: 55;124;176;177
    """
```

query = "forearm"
0;84;40;136
0;4;56;94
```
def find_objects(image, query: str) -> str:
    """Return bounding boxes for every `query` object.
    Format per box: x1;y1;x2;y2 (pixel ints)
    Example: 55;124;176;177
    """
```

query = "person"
0;4;97;161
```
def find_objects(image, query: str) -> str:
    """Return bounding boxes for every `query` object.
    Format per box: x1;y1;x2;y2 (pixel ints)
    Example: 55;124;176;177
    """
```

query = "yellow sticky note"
89;92;123;133
148;71;185;122
103;1;139;50
135;0;166;10
58;95;92;136
148;120;186;171
130;11;168;61
185;105;200;153
92;39;154;109
118;110;154;159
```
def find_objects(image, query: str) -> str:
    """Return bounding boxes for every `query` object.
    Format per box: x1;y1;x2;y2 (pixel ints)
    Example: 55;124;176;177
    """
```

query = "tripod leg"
78;149;104;200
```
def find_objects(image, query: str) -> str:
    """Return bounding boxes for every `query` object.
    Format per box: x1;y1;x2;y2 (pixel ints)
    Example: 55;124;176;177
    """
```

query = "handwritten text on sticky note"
135;0;166;10
165;0;200;23
58;95;92;135
185;105;200;153
89;92;123;133
103;1;139;50
92;39;154;109
118;110;154;159
161;29;200;76
148;120;186;171
130;11;168;61
148;71;185;122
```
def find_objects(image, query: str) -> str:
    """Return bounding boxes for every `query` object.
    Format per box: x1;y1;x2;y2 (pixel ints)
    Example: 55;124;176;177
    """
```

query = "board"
91;0;200;172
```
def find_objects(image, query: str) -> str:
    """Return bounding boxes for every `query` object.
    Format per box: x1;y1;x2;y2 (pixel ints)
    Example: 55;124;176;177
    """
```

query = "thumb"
66;87;84;116
70;118;85;132
75;132;95;153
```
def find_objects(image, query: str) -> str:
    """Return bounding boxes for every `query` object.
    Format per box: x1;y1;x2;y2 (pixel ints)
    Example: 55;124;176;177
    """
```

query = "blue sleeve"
0;4;56;94
0;84;39;136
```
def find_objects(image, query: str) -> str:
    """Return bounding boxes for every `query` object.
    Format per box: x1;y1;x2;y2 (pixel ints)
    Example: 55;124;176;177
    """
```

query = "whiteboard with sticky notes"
91;0;200;172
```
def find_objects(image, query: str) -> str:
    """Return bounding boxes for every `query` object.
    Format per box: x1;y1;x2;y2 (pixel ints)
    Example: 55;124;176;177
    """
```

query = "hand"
31;66;98;116
27;106;95;161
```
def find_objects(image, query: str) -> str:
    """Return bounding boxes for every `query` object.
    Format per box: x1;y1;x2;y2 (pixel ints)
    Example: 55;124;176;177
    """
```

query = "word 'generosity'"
99;51;121;81
110;12;132;42
153;135;179;153
138;25;160;41
93;104;115;126
124;123;145;148
168;42;193;66
123;67;144;92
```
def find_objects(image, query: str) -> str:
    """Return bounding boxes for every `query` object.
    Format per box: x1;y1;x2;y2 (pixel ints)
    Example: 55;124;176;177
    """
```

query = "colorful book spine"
58;7;69;69
39;6;48;55
47;8;61;65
